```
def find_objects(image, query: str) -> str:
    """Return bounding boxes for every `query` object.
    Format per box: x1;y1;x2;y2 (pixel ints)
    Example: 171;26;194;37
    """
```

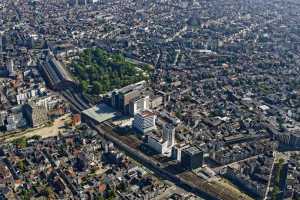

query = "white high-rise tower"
163;123;175;147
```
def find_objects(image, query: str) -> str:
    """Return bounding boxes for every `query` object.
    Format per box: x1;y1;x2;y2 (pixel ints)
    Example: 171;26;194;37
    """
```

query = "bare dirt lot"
5;114;71;142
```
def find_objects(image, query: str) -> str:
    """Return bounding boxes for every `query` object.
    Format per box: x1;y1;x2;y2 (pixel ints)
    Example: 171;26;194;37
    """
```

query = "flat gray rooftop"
185;146;201;155
82;103;118;123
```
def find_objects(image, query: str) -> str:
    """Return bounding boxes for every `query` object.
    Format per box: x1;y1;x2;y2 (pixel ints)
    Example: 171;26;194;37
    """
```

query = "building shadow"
163;162;186;175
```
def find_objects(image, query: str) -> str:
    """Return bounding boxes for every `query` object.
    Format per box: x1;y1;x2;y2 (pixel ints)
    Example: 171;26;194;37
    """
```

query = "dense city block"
0;0;300;200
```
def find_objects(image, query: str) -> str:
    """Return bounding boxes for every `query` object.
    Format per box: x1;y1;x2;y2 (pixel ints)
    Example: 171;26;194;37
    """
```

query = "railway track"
87;121;219;200
61;91;85;112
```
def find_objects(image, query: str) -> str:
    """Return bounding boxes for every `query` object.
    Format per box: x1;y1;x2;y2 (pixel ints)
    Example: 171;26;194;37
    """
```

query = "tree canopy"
70;48;149;95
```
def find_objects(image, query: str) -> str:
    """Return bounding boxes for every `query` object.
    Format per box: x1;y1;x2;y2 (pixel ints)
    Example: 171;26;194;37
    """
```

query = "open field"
4;114;71;142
